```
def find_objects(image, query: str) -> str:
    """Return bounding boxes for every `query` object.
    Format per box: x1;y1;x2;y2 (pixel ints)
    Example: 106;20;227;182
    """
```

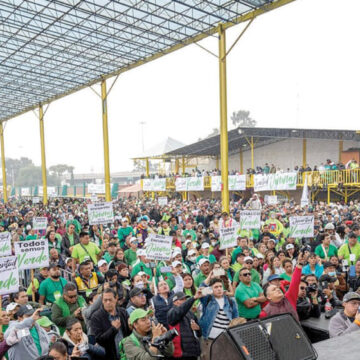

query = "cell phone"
213;268;225;277
201;287;213;296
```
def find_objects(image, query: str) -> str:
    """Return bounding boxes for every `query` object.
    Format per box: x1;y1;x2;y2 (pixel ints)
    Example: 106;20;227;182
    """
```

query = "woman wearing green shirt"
279;258;294;282
315;234;338;262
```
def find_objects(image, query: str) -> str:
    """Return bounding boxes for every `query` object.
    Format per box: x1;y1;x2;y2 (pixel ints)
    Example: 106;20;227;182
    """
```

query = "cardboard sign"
158;197;168;206
87;202;114;225
0;232;12;257
289;216;314;238
15;240;49;270
240;210;261;229
0;256;19;295
33;217;48;231
219;226;238;250
254;172;297;192
145;234;172;261
142;179;166;191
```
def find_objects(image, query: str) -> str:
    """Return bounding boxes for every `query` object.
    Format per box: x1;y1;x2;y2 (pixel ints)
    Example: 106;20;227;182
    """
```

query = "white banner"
211;175;246;192
265;195;278;205
211;176;222;192
15;240;49;270
289;216;314;238
175;177;204;191
158;197;168;206
240;210;261;229
33;197;40;204
88;202;114;225
254;172;297;192
219;226;239;250
145;234;172;261
0;256;19;295
0;232;12;257
175;177;187;191
88;183;106;194
21;187;30;196
38;186;57;197
142;179;167;192
33;217;48;231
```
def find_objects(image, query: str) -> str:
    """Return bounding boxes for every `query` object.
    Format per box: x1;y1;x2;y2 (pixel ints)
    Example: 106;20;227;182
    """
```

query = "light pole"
140;121;146;153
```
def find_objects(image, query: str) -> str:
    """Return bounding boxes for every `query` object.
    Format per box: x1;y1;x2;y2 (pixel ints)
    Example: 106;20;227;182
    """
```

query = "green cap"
129;309;151;325
36;316;53;327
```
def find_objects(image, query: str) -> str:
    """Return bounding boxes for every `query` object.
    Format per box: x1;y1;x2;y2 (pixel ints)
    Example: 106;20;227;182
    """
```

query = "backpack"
118;332;141;360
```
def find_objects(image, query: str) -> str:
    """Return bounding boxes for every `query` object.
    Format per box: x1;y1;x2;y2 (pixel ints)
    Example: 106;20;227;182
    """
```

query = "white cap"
285;244;294;250
98;259;108;267
65;257;72;264
26;224;32;231
244;256;253;262
122;217;128;222
198;258;210;267
138;271;146;276
268;238;276;243
172;248;182;257
188;249;197;256
130;237;138;243
325;223;335;230
201;243;210;249
172;260;182;267
6;302;19;312
185;239;192;245
256;253;264;259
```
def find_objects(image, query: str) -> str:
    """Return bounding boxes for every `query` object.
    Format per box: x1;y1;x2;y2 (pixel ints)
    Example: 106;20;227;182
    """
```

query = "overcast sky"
4;0;360;174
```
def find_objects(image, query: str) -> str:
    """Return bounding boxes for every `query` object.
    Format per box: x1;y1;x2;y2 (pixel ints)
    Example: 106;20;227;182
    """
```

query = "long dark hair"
181;273;196;296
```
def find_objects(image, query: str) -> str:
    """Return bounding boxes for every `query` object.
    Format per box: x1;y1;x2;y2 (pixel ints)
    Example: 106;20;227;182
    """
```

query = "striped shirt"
208;297;230;339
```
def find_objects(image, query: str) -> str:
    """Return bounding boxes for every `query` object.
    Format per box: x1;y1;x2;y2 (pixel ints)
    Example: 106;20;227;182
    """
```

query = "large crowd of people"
0;194;360;360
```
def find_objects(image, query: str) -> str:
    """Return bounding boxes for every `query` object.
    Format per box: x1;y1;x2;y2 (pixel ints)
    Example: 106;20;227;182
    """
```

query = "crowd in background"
0;194;360;360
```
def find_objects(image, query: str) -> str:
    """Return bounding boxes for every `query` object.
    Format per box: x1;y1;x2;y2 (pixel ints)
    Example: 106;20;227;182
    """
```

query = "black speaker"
210;314;317;360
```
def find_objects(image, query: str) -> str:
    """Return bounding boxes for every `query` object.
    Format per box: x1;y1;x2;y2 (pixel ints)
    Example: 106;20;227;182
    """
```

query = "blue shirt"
302;263;324;279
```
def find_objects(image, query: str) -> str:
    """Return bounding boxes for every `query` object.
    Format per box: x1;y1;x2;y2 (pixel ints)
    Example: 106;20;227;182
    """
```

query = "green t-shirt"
233;268;260;285
196;254;217;264
26;234;38;240
71;242;101;264
235;281;263;319
68;233;74;246
338;242;360;264
118;226;134;247
314;244;338;259
194;272;207;288
182;229;197;240
124;248;137;266
103;252;114;264
39;277;68;304
279;273;292;281
30;327;42;355
131;262;153;280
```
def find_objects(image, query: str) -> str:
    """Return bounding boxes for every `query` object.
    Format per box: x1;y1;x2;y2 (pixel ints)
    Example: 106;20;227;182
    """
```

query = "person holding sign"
39;263;68;305
71;232;103;277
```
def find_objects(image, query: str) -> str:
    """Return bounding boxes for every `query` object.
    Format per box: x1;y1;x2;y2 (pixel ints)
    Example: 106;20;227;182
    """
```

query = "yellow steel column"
0;123;8;203
175;159;179;174
327;187;330;205
250;136;254;170
339;140;343;163
145;158;150;177
302;138;307;168
240;148;243;174
39;104;48;204
182;156;185;175
101;79;111;202
218;24;229;213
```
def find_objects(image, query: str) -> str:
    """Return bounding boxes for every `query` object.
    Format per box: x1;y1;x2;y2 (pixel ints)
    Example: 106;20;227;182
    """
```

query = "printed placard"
38;186;57;197
186;177;204;191
240;210;261;229
175;177;187;191
21;187;30;196
265;195;278;205
145;234;172;261
15;240;49;270
0;232;12;257
88;202;114;225
33;217;48;230
142;179;166;191
254;172;297;192
289;216;314;238
0;256;19;295
219;226;239;250
211;175;246;192
32;197;40;204
158;197;168;206
88;183;106;194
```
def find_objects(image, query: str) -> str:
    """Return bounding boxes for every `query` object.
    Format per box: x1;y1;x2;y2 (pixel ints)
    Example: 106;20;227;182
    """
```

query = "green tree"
231;110;256;128
6;157;34;186
16;166;61;187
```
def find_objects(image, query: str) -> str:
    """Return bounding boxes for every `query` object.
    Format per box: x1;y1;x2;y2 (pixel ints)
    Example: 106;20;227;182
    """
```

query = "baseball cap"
198;258;210;267
201;243;210;249
268;238;276;243
172;260;182;268
324;223;335;230
98;259;107;267
138;271;146;277
65;258;72;264
256;253;264;259
130;237;138;243
129;309;151;325
15;304;34;318
129;287;144;298
172;291;190;302
244;256;253;263
185;239;192;245
37;316;54;327
343;292;360;302
122;218;128;222
285;244;294;250
268;274;281;282
188;249;197;256
172;248;182;257
6;302;19;312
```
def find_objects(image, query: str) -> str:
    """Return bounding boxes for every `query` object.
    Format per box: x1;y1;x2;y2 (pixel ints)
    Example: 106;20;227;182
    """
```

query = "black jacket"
61;232;80;257
91;304;131;360
296;296;321;321
167;297;201;358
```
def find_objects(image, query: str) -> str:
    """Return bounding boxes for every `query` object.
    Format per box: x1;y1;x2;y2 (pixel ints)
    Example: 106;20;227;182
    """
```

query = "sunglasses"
300;286;306;290
245;261;253;265
66;294;78;299
241;273;251;277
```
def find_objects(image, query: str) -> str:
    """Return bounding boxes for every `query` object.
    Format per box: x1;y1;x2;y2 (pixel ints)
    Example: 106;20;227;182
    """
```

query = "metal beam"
302;138;307;168
0;123;8;203
339;140;343;163
145;158;150;177
101;79;111;202
39;104;48;205
240;148;244;174
218;24;229;213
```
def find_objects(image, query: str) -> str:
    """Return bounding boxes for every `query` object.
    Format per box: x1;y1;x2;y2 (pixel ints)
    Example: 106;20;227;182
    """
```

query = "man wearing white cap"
131;250;153;281
97;259;108;277
117;218;134;249
194;258;211;288
196;243;216;264
124;237;138;266
185;249;198;274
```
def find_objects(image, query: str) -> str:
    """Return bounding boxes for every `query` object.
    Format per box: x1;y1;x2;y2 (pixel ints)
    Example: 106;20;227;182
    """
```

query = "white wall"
198;138;359;172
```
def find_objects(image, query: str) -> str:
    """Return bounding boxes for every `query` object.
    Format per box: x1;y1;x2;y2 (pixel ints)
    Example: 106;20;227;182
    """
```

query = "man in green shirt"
339;232;360;265
39;264;68;305
118;218;134;248
235;267;266;319
131;250;153;280
103;241;117;263
196;243;216;264
182;223;197;241
194;258;211;287
71;232;102;276
233;256;260;286
125;237;138;266
315;234;338;262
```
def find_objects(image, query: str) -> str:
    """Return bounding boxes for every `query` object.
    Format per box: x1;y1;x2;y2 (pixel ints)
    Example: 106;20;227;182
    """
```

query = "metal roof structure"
0;0;295;123
165;127;360;157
